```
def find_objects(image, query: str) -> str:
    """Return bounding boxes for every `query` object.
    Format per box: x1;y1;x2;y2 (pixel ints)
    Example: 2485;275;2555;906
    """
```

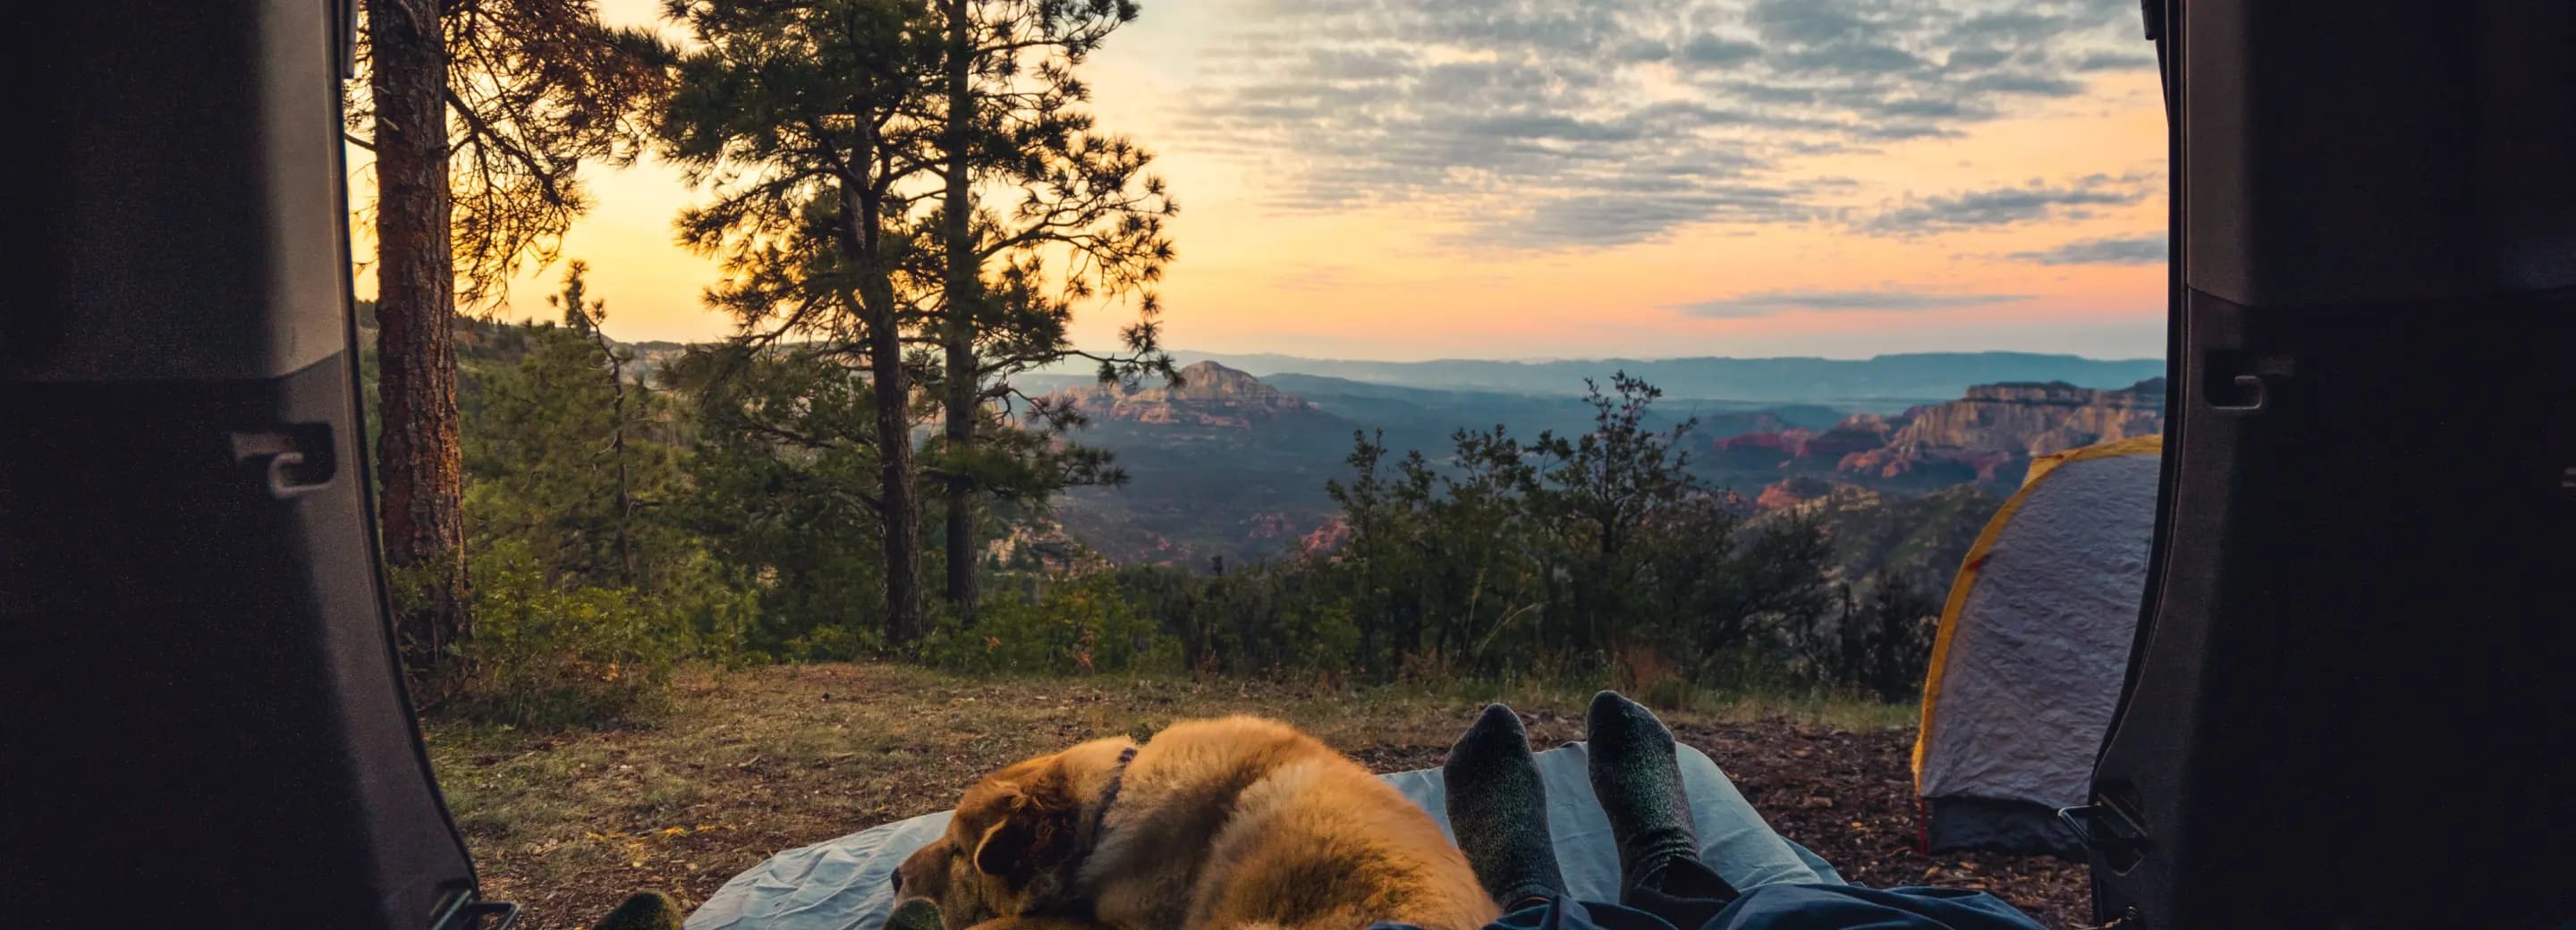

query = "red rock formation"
1716;380;2161;495
1756;475;1843;510
1298;513;1354;558
1247;512;1296;540
1838;379;2160;487
1880;380;2161;456
1047;360;1320;427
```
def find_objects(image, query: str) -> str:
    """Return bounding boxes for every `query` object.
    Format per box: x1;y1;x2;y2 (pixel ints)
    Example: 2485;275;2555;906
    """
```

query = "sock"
1445;703;1567;908
886;899;944;930
1585;690;1730;900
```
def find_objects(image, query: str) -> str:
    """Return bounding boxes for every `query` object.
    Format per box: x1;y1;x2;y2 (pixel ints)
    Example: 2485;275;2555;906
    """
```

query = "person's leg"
1584;691;1740;909
1445;703;1569;909
1371;896;1687;930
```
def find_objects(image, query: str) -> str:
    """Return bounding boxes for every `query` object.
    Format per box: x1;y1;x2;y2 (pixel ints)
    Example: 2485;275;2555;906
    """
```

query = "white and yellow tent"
1912;435;2163;857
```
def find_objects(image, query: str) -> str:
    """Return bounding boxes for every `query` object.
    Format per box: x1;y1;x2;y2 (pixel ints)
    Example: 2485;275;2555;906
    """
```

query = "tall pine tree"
465;263;677;593
655;0;948;645
348;0;667;694
929;0;1176;621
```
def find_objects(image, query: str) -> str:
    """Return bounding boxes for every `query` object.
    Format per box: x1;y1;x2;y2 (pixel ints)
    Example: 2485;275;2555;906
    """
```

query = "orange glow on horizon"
347;3;2172;362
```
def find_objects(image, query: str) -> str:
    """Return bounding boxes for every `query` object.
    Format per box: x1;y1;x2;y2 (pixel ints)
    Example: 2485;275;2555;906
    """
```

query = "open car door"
2;1;496;927
2085;0;2576;926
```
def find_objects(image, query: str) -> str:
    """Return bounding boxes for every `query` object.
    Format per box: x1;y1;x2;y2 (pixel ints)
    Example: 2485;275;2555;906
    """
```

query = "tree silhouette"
926;0;1175;621
654;0;949;645
348;0;666;696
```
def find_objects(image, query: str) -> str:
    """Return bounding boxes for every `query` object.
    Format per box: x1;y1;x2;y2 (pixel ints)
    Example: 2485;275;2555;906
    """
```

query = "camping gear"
1912;437;2162;856
686;741;1843;930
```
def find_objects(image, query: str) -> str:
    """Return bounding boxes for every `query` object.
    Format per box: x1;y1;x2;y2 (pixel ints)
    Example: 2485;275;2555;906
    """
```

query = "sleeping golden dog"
893;715;1497;930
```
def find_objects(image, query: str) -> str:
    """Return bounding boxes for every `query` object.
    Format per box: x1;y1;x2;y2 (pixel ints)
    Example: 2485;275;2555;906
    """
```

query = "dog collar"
1083;746;1140;848
1045;745;1139;919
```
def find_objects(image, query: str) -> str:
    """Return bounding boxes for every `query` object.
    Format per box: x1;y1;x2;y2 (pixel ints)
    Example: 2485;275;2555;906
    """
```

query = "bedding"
685;740;1844;930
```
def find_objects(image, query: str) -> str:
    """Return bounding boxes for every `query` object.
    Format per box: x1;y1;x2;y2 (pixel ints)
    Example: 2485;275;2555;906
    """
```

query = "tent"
1912;435;2163;857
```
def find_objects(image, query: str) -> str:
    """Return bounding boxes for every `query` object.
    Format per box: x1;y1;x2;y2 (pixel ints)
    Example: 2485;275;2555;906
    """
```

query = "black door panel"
2;2;482;926
2093;1;2576;926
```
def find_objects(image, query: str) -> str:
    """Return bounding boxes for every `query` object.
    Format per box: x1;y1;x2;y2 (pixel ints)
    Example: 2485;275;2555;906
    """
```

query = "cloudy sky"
402;0;2170;361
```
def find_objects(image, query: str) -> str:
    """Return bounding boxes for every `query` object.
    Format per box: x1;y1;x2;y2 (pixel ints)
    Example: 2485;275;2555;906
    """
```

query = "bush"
1786;571;1943;703
922;574;1178;675
453;541;691;728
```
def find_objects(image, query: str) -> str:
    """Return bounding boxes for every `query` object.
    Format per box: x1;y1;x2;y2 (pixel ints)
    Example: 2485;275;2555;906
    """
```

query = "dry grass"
423;663;2076;929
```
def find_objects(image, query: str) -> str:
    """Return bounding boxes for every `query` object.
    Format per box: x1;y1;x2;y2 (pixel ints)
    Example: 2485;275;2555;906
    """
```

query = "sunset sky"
361;0;2171;361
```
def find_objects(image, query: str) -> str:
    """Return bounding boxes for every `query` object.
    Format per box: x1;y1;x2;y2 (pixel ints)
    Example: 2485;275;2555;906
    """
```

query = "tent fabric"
1912;435;2162;856
1920;797;2076;857
686;741;1844;930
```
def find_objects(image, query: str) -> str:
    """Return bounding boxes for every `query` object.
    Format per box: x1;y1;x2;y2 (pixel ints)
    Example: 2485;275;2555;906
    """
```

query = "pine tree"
548;261;640;585
465;264;675;592
928;0;1175;621
1526;373;1702;653
655;0;949;645
665;344;896;657
347;0;668;696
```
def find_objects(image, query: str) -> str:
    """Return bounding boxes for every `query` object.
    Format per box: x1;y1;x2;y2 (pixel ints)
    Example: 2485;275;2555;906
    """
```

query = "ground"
424;664;2089;930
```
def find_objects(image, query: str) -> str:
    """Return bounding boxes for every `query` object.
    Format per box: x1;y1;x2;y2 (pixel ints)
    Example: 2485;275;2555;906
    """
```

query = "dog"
893;715;1499;930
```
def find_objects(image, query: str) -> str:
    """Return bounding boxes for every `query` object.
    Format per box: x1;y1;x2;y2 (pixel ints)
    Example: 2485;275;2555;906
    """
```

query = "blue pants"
1374;884;2048;930
1377;740;2051;929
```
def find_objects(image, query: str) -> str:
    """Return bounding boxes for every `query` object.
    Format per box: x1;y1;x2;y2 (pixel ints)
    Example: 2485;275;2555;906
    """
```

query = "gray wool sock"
1585;690;1704;896
589;891;685;930
1444;704;1566;909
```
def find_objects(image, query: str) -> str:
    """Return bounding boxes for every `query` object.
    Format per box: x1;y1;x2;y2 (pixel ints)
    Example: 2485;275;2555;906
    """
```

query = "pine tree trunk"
603;337;635;588
939;0;983;621
846;160;926;646
368;0;470;696
868;274;927;646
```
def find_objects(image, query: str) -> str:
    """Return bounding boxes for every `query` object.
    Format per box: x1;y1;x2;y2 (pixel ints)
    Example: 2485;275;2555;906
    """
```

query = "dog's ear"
971;777;1079;884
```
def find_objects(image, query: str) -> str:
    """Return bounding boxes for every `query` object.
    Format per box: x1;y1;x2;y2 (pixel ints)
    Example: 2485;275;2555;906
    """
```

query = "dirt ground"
423;664;2090;929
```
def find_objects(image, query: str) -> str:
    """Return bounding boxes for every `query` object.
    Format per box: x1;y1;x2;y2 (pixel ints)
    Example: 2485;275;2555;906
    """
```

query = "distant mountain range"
1035;359;2168;566
1075;350;2167;410
410;313;2165;580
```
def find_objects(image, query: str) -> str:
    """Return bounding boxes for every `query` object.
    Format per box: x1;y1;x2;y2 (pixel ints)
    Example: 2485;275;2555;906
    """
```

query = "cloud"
1174;0;2165;249
2004;234;2168;265
1854;173;2158;236
1681;34;1763;66
1667;288;2034;318
2072;49;2158;71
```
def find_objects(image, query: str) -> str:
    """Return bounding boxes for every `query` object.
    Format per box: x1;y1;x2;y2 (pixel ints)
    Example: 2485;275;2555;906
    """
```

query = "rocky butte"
1719;378;2166;506
1046;360;1323;428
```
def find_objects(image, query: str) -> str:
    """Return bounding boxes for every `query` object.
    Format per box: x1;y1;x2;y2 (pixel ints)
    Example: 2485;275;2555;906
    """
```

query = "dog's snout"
891;868;904;894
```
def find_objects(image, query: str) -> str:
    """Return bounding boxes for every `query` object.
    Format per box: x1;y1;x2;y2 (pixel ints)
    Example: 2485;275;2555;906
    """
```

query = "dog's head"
893;737;1136;930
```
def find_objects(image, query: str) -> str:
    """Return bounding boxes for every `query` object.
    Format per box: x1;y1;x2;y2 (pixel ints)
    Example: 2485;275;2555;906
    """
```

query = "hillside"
1046;360;1335;428
1044;368;2164;570
1713;378;2166;504
1769;485;2008;594
1096;351;2165;409
1039;362;1853;565
1040;362;1360;565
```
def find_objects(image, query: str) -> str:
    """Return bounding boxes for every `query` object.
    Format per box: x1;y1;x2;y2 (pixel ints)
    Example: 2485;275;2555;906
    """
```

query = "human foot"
589;891;684;930
1445;704;1566;909
1585;691;1733;900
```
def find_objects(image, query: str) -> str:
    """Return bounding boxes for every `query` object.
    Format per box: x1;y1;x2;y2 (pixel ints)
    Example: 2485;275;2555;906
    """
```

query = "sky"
357;0;2171;362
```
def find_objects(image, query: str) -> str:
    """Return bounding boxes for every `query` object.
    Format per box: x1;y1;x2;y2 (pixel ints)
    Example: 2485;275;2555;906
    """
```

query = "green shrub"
454;541;689;728
923;574;1178;675
779;621;878;663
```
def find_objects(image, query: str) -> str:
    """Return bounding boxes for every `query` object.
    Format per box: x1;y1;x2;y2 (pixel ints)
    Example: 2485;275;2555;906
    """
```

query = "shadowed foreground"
424;664;2085;929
